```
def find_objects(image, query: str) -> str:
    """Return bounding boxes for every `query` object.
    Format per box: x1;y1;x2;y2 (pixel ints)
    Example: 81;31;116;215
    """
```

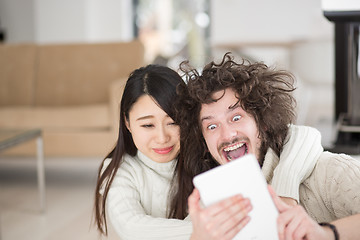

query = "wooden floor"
0;157;120;240
1;153;360;240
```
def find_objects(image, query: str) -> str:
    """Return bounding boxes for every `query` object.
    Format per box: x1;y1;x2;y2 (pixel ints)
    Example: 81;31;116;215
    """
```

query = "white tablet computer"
193;154;279;240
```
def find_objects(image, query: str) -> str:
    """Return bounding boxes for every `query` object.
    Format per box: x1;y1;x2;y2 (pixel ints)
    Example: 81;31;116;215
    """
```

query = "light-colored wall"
0;0;133;43
210;0;336;142
86;0;133;42
34;0;87;43
0;0;36;43
211;0;332;46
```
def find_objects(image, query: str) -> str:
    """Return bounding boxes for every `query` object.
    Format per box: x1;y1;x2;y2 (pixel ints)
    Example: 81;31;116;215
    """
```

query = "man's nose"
220;122;237;141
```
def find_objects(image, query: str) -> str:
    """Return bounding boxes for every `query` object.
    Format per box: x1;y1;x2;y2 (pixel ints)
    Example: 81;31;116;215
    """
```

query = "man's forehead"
200;89;241;120
203;88;239;106
200;98;240;111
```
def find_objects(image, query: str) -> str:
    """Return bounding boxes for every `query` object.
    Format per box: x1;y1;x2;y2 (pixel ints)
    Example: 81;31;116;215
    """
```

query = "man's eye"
207;124;217;130
232;115;241;122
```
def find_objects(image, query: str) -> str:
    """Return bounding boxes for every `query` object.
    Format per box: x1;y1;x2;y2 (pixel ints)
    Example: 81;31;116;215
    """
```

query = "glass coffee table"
0;129;46;212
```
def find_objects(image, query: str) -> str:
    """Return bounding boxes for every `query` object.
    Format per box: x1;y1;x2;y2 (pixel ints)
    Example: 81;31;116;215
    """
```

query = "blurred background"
0;0;341;141
0;0;359;239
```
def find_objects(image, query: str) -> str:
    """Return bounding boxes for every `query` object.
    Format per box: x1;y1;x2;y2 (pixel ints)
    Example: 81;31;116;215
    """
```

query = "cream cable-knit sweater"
263;149;360;223
271;125;323;202
105;125;322;239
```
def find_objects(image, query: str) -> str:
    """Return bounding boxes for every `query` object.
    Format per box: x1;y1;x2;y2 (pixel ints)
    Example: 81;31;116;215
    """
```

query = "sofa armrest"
109;78;127;135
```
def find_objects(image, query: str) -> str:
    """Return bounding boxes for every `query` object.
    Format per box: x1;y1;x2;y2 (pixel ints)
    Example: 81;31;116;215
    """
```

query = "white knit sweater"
263;150;360;223
271;125;323;202
104;125;322;239
105;151;193;240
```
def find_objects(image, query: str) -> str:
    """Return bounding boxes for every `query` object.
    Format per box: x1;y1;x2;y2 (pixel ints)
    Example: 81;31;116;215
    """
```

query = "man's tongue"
227;144;246;160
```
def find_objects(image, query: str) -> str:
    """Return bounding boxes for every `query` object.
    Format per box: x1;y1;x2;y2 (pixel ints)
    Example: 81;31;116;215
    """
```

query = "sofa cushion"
0;104;110;129
35;41;144;106
2;131;116;157
0;44;36;106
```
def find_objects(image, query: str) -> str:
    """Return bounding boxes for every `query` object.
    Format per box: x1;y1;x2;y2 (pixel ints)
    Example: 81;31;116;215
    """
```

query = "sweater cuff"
271;125;323;202
271;169;301;202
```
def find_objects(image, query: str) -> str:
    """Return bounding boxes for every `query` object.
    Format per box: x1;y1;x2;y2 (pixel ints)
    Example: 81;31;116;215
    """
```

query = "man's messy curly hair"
169;53;297;219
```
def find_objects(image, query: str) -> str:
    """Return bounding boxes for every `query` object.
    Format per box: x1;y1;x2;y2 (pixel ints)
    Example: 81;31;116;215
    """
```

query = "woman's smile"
153;146;174;154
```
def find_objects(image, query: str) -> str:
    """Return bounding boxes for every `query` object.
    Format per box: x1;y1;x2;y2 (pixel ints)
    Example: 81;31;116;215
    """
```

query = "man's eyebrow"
200;115;213;123
229;99;241;109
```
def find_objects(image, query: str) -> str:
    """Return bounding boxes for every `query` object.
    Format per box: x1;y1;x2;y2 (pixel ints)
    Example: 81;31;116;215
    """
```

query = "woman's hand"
268;186;334;240
189;188;252;240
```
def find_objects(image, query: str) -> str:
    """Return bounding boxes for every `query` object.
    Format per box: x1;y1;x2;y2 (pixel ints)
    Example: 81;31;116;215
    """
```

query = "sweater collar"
137;150;177;173
261;148;280;183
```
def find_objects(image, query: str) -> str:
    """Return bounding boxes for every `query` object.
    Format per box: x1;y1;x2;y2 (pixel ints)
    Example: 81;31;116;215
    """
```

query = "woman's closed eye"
167;121;177;126
141;124;154;128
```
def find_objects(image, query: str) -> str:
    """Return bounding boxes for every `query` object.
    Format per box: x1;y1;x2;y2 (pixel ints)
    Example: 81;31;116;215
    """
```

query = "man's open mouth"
223;142;248;161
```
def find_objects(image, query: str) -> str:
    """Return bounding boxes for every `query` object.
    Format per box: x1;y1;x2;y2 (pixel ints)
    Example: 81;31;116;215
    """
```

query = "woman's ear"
124;115;131;133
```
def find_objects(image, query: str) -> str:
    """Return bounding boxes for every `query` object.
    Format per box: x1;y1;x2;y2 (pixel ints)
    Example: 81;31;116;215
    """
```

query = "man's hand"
268;185;335;240
189;188;252;240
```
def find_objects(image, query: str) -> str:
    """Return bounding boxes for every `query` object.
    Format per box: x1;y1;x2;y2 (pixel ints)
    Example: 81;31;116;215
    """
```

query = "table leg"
0;211;2;240
36;136;46;212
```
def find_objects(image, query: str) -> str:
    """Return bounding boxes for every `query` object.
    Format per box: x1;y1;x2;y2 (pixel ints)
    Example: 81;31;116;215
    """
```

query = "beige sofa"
0;40;144;157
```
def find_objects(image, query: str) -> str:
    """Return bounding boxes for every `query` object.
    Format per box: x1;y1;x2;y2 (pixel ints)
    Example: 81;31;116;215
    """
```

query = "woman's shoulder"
117;153;143;172
101;153;143;177
109;154;148;188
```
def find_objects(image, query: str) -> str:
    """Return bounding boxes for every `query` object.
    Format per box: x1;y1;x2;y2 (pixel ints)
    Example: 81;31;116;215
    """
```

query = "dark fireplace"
324;7;360;154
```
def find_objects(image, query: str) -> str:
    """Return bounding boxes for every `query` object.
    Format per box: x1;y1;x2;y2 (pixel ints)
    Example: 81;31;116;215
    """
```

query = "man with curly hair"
170;53;360;240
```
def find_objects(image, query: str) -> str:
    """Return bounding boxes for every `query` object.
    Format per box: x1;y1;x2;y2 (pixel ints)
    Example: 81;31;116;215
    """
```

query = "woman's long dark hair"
94;64;183;235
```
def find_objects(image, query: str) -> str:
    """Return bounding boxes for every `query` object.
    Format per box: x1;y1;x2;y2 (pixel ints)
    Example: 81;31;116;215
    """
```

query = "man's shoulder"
314;151;360;177
307;151;360;218
317;151;358;164
301;151;360;200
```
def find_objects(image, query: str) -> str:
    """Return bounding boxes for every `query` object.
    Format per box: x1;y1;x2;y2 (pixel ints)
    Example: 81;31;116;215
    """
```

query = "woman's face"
125;95;180;163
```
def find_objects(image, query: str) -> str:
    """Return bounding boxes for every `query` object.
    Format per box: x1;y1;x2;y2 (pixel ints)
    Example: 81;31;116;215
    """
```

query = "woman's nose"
156;126;170;143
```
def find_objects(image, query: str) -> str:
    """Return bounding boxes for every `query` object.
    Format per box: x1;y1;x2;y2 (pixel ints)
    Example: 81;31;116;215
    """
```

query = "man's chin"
215;156;227;165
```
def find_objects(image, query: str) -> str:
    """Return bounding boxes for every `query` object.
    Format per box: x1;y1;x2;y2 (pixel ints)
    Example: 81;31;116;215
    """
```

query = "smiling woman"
124;94;180;164
93;64;192;239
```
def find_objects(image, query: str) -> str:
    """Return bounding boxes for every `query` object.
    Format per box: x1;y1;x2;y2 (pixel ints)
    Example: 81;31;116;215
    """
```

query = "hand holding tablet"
193;154;279;240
